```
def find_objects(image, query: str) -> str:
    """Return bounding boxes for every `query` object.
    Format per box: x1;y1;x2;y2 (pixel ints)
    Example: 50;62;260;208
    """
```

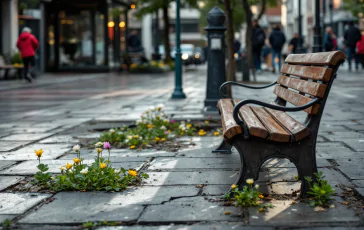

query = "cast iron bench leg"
212;140;232;154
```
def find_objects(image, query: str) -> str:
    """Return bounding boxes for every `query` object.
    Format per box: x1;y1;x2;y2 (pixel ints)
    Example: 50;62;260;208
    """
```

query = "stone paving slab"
0;214;17;224
39;135;80;144
145;171;241;186
19;192;145;224
262;158;332;168
138;197;242;223
354;188;364;199
0;133;54;141
325;132;364;142
353;180;364;187
176;148;239;158
345;125;364;131
0;141;30;152
342;140;364;152
0;176;25;191
0;144;71;161
335;158;364;180
97;224;273;230
148;157;241;171
0;160;145;175
0;193;51;215
0;161;16;170
248;198;360;227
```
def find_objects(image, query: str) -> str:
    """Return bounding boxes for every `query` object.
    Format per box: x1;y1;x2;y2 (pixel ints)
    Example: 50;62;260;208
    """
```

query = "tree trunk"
242;0;255;81
162;4;172;63
223;0;236;91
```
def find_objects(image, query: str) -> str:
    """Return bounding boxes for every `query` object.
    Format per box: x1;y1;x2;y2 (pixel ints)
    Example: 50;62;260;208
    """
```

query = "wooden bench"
0;56;22;80
215;51;346;196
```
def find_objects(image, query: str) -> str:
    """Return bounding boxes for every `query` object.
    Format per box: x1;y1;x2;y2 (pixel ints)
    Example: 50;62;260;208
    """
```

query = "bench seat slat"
273;85;320;115
250;107;291;142
277;75;327;98
280;64;332;82
217;99;242;139
284;51;346;66
234;100;268;139
264;108;310;141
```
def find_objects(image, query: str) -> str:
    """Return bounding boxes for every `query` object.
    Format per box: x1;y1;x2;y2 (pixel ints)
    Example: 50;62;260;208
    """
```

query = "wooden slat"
251;107;290;142
217;99;242;139
280;64;333;82
265;108;310;141
233;100;268;139
277;75;327;98
273;85;320;115
285;51;346;66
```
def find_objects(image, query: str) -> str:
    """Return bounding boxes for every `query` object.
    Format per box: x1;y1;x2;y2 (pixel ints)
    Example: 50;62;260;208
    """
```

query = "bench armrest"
219;81;277;98
232;98;320;139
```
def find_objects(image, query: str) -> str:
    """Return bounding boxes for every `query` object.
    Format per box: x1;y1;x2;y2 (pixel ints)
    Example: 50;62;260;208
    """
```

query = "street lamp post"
329;0;334;29
313;0;323;52
296;0;304;53
171;0;186;99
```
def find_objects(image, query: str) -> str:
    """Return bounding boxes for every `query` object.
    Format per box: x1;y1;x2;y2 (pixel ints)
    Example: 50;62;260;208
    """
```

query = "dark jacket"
289;36;304;54
344;26;361;47
16;32;39;58
269;28;286;51
252;26;266;48
324;33;334;51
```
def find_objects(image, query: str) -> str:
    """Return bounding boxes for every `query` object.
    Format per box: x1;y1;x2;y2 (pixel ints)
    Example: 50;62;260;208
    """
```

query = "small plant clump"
32;144;148;192
98;105;221;149
305;171;335;207
225;179;273;212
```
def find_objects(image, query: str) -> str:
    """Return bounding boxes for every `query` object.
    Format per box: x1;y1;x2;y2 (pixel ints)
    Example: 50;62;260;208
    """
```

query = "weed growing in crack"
305;171;335;207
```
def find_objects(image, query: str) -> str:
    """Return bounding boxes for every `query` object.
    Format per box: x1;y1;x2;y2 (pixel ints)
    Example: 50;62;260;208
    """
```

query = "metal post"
124;9;129;54
171;0;186;99
329;0;333;29
153;10;161;60
313;0;322;52
204;6;226;112
296;0;304;53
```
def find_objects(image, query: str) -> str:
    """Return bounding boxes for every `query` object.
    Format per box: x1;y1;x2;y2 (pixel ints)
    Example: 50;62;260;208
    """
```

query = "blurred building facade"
0;0;19;57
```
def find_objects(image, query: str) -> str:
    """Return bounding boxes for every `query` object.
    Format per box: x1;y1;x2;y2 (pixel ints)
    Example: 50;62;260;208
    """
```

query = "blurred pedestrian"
269;24;286;73
16;27;38;83
127;30;143;53
356;29;364;69
252;20;266;73
344;21;361;71
288;33;304;54
324;27;335;51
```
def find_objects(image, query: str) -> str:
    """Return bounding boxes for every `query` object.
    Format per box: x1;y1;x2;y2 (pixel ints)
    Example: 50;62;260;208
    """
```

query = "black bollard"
204;6;226;112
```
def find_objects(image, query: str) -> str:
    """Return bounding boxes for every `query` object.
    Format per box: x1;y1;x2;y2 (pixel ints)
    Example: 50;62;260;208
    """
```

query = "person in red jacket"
16;27;38;82
356;30;364;70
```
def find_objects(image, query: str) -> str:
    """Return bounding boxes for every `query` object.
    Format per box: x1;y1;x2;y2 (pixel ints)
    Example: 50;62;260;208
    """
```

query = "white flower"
124;139;129;143
142;120;147;124
157;104;164;109
181;121;185;125
179;124;185;129
255;184;260;189
136;120;142;124
114;169;120;174
80;168;88;174
59;166;65;171
95;142;103;148
109;129;115;134
187;119;191;122
73;144;80;152
139;137;143;140
160;126;166;130
127;135;133;140
163;119;169;123
148;106;155;111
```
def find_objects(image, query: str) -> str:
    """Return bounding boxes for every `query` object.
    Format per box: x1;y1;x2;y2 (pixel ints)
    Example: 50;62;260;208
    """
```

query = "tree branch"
256;0;267;20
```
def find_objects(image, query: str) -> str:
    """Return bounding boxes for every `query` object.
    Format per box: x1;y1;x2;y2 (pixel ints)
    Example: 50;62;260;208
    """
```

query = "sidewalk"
0;65;363;229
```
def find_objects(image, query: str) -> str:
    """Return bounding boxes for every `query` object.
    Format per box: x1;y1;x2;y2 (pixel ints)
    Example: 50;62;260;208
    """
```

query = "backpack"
271;32;285;49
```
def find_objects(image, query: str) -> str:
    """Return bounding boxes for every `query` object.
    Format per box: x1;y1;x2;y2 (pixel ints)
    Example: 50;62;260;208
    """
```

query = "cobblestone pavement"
0;65;364;229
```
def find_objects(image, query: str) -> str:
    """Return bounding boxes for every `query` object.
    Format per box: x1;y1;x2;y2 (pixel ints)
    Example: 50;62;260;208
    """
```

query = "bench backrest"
275;51;346;126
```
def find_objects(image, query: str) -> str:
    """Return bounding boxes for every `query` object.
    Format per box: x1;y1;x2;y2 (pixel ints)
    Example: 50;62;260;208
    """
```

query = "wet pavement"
0;65;364;229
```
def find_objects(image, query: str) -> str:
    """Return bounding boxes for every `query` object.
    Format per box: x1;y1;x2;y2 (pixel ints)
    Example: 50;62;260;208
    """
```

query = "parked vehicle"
194;47;205;64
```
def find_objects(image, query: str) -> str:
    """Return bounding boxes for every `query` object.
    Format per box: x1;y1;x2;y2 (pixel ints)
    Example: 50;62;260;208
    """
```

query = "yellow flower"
155;137;160;141
187;124;192;128
100;163;107;169
214;131;220;136
130;145;136;149
147;124;154;129
134;135;139;139
128;169;137;177
59;166;65;171
66;163;73;170
34;149;44;158
161;138;166;142
73;158;81;164
96;148;103;154
130;63;137;69
180;132;185;135
205;120;209;124
231;184;237;189
198;129;206;136
246;179;254;185
258;194;264;199
258;208;265;212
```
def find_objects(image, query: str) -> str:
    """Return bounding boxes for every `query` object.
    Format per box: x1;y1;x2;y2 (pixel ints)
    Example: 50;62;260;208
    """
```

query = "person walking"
356;30;364;69
288;33;304;54
344;22;361;71
16;27;38;83
269;24;286;73
324;27;335;51
252;20;266;73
